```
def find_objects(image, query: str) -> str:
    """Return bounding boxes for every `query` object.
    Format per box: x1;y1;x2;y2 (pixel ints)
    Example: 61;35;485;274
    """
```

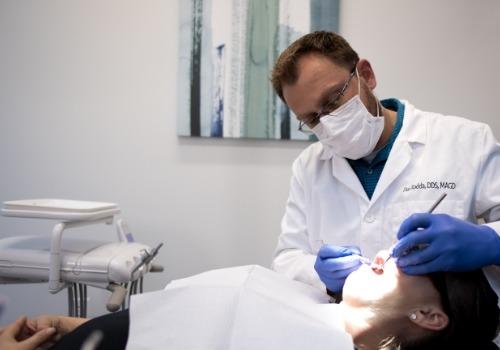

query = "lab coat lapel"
330;145;412;204
330;155;368;199
370;101;426;204
370;141;412;203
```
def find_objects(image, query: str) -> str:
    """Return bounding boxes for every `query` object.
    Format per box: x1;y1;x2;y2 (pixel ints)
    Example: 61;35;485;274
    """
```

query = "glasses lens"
324;97;343;115
299;122;313;135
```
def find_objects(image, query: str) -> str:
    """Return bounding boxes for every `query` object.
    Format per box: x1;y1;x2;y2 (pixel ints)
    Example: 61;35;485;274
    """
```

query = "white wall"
341;0;500;133
1;0;499;324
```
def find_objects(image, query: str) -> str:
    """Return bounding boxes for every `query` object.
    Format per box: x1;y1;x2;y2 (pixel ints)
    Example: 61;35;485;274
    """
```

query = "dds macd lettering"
403;181;456;192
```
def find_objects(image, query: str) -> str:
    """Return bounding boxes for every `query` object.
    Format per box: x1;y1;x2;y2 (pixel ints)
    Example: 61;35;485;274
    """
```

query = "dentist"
271;31;500;302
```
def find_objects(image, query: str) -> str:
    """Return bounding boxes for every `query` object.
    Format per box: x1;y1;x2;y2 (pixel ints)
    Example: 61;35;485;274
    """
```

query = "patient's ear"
409;308;449;331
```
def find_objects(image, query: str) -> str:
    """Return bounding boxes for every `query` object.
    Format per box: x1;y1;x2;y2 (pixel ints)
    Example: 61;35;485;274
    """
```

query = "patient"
1;252;499;350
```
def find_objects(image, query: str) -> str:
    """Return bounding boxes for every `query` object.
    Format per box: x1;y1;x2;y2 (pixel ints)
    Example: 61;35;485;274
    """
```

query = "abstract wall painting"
177;0;339;140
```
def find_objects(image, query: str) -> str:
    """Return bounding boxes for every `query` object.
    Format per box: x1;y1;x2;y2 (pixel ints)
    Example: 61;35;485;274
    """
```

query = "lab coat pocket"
389;199;465;235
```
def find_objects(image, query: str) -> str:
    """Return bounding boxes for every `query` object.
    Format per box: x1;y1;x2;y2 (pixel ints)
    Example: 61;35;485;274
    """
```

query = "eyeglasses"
298;67;357;136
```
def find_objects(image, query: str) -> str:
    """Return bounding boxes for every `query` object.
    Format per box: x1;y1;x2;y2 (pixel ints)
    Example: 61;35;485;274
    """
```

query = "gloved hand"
391;213;500;274
314;245;370;293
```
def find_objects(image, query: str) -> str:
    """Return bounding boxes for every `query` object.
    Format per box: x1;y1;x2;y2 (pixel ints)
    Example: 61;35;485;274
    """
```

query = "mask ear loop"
355;68;361;96
355;67;380;117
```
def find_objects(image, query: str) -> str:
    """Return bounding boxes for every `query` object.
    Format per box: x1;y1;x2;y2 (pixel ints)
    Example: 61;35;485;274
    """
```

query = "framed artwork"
177;0;339;140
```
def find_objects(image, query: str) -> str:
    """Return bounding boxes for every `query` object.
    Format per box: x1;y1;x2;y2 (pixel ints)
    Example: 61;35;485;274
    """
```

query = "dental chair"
0;199;163;317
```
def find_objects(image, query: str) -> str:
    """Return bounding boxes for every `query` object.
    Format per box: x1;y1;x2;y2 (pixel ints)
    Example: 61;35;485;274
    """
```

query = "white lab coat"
272;99;500;297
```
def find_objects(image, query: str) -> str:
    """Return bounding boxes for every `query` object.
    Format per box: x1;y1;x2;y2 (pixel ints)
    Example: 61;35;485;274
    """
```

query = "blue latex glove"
391;213;500;274
314;245;370;293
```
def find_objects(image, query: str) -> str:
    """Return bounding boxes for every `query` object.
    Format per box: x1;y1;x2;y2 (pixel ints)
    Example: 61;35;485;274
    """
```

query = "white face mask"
312;73;384;160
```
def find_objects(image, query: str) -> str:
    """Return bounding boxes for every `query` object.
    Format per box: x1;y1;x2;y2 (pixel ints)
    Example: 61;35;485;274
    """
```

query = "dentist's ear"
356;59;377;90
409;308;449;331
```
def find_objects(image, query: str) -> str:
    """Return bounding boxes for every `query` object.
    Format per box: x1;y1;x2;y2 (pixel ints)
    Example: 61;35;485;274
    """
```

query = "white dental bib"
126;265;353;350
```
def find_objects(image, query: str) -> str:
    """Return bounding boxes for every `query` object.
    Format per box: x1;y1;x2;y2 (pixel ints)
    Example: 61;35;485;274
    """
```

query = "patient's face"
341;251;443;349
342;250;438;310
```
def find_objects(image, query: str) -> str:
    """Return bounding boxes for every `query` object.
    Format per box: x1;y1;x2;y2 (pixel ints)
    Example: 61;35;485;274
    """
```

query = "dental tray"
0;235;153;286
1;199;120;221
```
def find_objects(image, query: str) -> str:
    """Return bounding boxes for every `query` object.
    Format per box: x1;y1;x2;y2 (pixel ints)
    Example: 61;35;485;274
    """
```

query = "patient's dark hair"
380;269;499;350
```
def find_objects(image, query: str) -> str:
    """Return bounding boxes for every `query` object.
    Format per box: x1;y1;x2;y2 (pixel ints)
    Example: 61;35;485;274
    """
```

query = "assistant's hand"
0;315;56;350
314;245;370;293
392;213;500;274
